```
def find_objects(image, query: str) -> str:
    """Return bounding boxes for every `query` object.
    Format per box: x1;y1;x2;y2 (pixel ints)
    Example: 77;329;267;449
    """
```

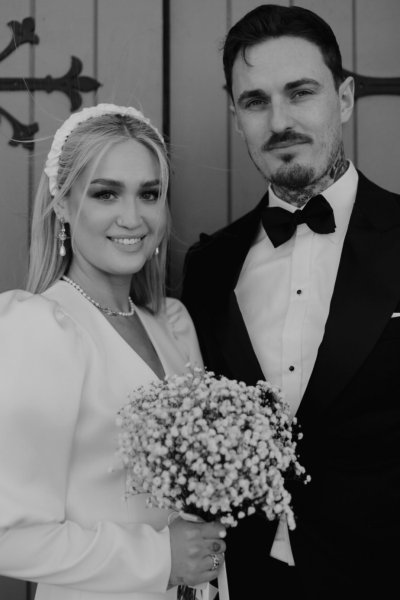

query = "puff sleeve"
0;291;171;594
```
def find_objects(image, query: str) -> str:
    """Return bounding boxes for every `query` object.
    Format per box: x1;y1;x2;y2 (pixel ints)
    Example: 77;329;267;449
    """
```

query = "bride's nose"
116;199;142;228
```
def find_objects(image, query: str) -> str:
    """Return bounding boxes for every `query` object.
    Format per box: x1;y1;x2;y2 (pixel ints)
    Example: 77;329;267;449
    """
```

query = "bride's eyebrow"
88;178;161;192
140;179;161;189
90;178;123;189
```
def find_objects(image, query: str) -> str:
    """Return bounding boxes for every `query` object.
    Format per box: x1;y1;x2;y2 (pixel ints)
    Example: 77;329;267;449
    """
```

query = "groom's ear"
339;76;355;124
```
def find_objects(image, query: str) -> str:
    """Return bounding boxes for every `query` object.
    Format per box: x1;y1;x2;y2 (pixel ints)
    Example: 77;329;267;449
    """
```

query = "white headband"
44;103;165;196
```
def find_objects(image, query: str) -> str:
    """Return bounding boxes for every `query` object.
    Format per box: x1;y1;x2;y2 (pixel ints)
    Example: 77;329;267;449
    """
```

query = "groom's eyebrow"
237;78;322;107
285;78;321;91
237;88;268;107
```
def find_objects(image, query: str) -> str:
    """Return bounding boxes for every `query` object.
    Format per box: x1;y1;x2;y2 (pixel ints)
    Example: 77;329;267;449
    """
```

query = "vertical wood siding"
0;1;399;596
0;0;163;294
355;0;400;189
169;0;229;292
169;0;400;292
0;0;32;293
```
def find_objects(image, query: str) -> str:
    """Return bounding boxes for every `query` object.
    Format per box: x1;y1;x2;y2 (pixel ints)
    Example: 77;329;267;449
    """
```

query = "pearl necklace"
62;276;135;317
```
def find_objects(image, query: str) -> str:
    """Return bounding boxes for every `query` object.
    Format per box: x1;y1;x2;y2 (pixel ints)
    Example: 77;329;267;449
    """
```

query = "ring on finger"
210;553;220;571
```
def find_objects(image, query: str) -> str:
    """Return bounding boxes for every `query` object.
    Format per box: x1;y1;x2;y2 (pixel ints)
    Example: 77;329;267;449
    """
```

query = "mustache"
263;131;312;151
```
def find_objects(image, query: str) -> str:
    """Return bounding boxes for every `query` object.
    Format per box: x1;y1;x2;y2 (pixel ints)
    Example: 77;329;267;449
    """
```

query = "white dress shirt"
235;162;358;564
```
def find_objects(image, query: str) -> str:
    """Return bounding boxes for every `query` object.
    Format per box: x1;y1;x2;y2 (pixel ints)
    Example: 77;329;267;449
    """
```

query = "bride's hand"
168;516;226;588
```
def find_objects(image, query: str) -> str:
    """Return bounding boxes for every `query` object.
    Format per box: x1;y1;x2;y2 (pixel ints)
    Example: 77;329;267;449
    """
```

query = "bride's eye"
91;189;117;202
140;189;160;202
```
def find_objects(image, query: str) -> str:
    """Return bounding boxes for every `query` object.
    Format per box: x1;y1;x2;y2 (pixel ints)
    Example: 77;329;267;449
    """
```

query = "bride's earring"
154;246;159;257
57;218;68;257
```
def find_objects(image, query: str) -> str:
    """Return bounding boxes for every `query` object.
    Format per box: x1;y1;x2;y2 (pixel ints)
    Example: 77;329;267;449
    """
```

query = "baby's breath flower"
116;366;309;529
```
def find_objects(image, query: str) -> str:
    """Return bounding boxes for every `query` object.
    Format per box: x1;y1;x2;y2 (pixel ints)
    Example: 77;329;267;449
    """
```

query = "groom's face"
231;35;354;189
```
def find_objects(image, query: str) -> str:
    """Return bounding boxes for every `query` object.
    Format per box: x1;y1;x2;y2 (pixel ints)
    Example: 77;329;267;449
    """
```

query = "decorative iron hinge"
343;69;400;100
0;17;101;150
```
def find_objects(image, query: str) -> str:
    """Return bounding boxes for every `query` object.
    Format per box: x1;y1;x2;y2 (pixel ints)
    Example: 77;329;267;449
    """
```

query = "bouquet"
116;367;309;530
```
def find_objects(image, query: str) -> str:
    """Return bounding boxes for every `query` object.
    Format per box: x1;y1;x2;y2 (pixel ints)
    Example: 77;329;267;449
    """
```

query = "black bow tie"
261;194;336;248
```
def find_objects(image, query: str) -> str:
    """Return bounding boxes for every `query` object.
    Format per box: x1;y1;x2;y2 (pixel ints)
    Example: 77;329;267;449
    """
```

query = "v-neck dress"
0;281;203;600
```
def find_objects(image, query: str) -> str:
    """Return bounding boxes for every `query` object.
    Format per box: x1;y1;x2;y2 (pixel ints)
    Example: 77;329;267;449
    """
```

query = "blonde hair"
27;111;170;313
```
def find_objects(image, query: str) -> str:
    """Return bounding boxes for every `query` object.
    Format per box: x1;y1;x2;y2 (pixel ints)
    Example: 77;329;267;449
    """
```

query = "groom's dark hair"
223;4;344;98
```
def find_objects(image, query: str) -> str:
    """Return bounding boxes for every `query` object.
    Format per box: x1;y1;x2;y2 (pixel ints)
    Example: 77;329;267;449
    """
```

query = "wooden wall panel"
169;0;400;290
97;0;163;129
0;0;32;292
229;0;288;222
32;0;97;202
0;2;399;598
169;0;229;293
297;0;355;162
355;0;400;193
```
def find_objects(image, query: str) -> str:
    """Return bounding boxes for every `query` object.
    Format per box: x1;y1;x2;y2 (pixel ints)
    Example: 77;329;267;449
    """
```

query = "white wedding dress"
0;280;203;600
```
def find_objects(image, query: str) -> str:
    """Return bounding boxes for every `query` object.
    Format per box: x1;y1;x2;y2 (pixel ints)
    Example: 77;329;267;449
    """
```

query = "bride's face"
63;139;166;283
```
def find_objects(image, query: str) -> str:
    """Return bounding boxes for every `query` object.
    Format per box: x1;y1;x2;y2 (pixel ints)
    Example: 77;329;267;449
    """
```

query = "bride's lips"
108;235;146;249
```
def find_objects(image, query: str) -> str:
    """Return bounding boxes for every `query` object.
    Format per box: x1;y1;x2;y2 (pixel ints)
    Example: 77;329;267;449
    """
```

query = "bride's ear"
53;199;69;223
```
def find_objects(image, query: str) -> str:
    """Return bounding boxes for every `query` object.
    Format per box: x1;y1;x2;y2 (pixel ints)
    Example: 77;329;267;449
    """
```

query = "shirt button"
289;365;295;372
296;289;302;295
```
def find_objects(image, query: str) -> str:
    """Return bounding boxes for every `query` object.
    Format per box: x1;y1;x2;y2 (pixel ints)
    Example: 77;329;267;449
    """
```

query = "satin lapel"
213;291;265;384
299;173;400;419
211;197;267;385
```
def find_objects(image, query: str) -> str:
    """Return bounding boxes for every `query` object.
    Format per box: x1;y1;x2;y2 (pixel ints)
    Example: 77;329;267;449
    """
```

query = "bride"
0;104;226;599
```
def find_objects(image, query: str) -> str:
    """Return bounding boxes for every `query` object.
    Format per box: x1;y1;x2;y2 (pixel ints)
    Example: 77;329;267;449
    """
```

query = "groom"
182;4;400;599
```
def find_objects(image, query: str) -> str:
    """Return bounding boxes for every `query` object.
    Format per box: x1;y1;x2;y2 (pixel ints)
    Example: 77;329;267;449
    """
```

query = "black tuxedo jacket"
182;172;400;598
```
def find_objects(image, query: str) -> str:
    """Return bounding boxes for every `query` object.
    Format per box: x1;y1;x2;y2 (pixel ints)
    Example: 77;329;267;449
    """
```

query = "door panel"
355;0;400;193
0;0;32;293
0;2;399;597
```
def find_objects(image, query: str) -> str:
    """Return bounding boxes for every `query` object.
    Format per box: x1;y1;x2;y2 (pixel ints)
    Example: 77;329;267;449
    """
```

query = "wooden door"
0;0;163;293
0;1;399;597
0;2;163;597
169;0;400;291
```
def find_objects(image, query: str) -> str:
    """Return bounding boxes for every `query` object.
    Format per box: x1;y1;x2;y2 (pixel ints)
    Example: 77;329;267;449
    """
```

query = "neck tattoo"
272;144;349;208
61;276;135;317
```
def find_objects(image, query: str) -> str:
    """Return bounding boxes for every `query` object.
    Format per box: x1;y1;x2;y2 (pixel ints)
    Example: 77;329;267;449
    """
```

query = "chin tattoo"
271;187;311;208
271;145;349;208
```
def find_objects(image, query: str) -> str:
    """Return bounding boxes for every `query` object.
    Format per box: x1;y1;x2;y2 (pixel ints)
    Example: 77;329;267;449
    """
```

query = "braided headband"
44;103;165;196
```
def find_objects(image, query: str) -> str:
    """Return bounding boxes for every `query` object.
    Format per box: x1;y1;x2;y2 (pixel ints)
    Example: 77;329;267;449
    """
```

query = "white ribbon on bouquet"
193;562;229;600
179;513;230;600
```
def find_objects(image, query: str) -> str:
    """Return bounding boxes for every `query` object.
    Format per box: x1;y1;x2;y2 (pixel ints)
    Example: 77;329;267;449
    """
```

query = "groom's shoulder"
358;169;400;204
182;209;257;298
186;202;263;259
356;170;400;228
